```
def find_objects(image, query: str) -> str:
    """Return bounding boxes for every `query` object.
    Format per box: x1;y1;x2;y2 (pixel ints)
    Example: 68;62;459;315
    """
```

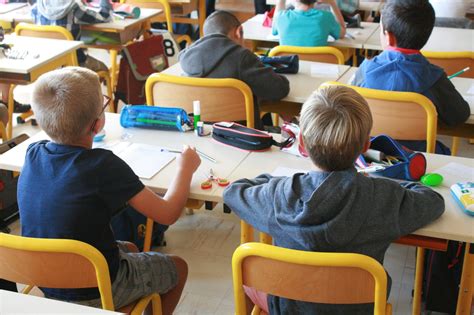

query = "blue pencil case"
120;105;192;132
356;135;427;181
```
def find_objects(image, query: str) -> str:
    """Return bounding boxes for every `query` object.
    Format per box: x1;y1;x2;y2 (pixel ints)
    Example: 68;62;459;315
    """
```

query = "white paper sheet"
265;34;280;40
466;84;474;95
94;141;176;179
432;162;474;187
310;63;340;77
272;167;308;177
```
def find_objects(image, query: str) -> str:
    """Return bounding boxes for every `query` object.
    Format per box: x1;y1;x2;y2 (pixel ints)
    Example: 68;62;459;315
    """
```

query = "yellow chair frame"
322;81;438;153
0;233;162;314
120;0;192;47
268;45;345;65
233;242;392;315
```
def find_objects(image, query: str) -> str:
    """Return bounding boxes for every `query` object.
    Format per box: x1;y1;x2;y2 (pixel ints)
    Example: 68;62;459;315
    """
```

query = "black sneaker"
14;101;31;113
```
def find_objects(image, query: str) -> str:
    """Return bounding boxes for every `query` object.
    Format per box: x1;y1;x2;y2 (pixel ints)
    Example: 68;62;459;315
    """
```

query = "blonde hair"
300;85;373;171
31;67;102;144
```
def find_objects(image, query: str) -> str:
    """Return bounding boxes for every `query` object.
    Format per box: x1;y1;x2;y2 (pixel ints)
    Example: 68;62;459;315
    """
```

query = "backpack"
111;206;168;251
423;242;465;314
114;34;169;110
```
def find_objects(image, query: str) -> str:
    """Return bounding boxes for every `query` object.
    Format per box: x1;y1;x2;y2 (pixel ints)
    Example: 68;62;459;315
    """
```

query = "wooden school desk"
226;142;474;315
364;26;474;52
242;14;380;51
0;35;82;139
0;289;122;314
0;3;26;15
167;0;206;38
0;3;32;30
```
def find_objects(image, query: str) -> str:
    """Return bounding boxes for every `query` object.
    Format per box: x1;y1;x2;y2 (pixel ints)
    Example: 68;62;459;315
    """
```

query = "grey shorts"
75;242;178;309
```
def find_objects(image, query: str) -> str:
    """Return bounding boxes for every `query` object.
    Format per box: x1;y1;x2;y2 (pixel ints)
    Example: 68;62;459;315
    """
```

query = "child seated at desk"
272;0;346;47
31;0;112;72
178;10;290;129
223;85;445;314
352;0;470;154
18;67;201;314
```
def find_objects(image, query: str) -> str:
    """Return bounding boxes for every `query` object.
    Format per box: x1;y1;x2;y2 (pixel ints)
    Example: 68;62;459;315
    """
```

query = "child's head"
203;11;244;45
299;85;372;172
297;0;317;6
380;0;435;50
32;67;104;145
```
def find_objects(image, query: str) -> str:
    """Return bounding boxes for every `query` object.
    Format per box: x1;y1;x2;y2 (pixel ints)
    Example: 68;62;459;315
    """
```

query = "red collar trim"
387;46;421;55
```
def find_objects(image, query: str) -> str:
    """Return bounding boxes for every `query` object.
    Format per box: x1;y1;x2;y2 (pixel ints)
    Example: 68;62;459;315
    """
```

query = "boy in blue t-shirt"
272;0;346;46
18;67;201;314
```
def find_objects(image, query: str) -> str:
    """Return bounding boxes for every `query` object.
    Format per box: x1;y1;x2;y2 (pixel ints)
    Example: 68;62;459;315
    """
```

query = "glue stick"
193;100;201;130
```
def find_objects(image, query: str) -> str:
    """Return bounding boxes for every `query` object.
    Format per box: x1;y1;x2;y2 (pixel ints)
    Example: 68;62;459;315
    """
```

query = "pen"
345;33;355;39
164;148;217;163
448;67;470;79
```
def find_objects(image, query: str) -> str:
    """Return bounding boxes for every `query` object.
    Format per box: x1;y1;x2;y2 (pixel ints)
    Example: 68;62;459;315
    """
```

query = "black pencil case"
212;122;274;151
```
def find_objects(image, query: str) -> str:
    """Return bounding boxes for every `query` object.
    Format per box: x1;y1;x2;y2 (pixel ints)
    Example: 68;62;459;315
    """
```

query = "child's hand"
177;145;201;174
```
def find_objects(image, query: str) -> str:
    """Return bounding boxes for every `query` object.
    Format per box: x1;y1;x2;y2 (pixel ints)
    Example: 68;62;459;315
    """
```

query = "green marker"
193;100;201;131
136;118;176;126
448;67;470;79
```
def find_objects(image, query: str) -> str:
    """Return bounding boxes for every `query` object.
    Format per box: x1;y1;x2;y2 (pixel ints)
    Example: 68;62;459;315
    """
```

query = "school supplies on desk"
259;55;299;74
356;135;426;181
450;182;474;216
120;105;192;132
112;4;141;19
93;141;176;179
201;169;229;190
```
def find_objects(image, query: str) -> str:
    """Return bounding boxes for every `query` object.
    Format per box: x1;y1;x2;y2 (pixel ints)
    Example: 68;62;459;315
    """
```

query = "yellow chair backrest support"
232;243;392;315
14;23;78;66
268;46;345;65
146;73;255;127
321;82;438;153
421;51;474;79
0;233;114;310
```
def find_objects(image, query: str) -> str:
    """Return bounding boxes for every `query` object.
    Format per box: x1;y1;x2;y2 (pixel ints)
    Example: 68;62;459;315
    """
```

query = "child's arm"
275;0;286;14
223;174;280;235
128;146;201;225
74;0;113;24
392;181;445;237
320;0;346;39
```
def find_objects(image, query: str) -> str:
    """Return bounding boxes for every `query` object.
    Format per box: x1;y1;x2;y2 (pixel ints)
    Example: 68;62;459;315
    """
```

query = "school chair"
14;23;114;109
144;72;256;251
232;242;392;315
421;51;474;155
120;0;192;47
322;81;438;315
268;45;345;65
0;233;162;315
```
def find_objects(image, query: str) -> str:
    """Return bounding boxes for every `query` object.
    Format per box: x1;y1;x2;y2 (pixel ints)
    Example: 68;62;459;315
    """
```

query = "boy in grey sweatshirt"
178;11;290;129
223;85;445;314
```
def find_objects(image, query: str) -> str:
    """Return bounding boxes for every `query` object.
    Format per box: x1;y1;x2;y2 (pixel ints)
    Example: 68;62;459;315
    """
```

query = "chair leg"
259;232;272;245
7;84;15;140
451;137;460;156
109;49;119;89
412;247;424;315
241;221;254;243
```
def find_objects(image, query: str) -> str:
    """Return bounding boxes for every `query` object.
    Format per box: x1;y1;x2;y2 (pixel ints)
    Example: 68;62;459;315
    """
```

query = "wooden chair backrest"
269;46;345;64
242;256;376;304
15;23;73;41
147;74;255;127
0;247;98;288
425;56;474;79
0;233;114;310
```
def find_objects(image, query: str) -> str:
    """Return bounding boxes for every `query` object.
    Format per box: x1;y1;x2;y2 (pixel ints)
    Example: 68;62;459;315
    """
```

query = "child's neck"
295;3;312;11
386;45;421;55
67;136;94;149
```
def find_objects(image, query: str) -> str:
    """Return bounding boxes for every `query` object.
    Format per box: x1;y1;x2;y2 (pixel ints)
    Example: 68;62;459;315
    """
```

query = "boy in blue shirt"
272;0;346;47
352;0;470;153
224;85;445;314
18;67;201;314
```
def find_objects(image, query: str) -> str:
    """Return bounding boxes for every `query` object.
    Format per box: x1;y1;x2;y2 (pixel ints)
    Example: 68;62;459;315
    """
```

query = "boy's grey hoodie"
178;34;290;126
223;169;445;314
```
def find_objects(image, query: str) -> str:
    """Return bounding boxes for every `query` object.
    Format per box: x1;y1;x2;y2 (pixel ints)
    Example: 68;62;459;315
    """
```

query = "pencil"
164;148;217;163
448;67;470;79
